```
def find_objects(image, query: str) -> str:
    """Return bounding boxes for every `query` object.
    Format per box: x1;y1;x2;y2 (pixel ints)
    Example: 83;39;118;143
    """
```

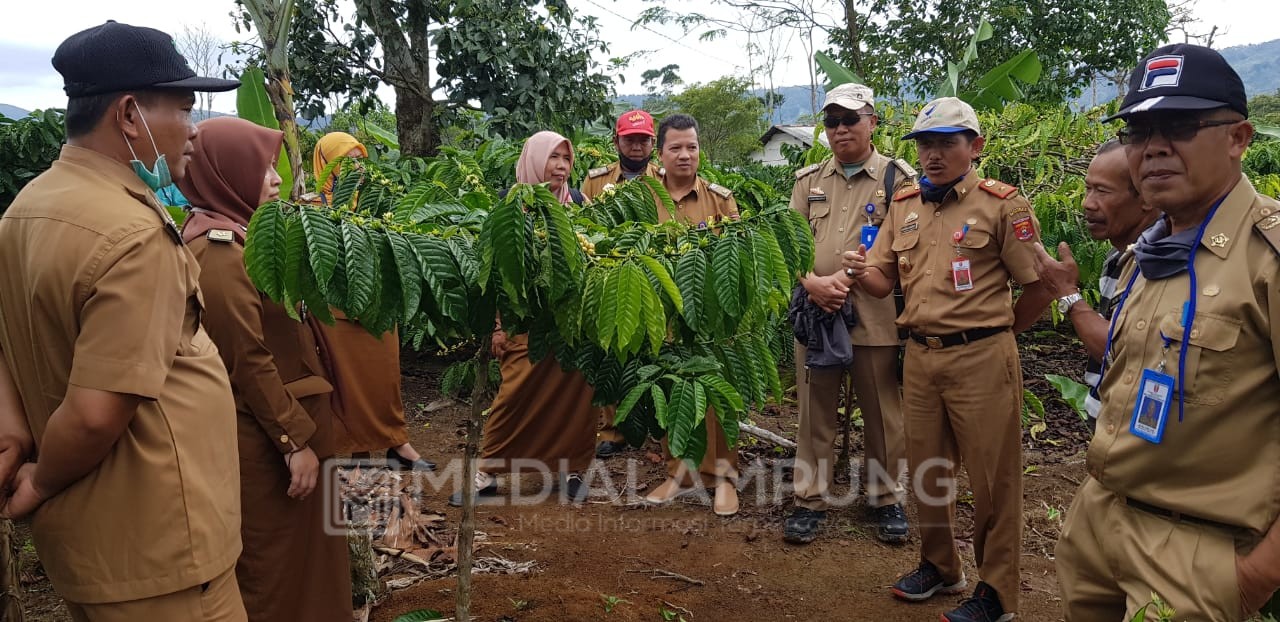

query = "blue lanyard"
1099;195;1227;423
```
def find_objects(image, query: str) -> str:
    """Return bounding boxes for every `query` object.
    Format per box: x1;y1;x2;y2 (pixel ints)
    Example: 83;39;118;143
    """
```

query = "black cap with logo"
52;21;241;98
1105;43;1248;122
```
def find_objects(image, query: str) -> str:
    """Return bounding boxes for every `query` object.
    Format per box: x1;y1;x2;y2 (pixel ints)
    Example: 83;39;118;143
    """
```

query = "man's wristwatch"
1056;291;1084;314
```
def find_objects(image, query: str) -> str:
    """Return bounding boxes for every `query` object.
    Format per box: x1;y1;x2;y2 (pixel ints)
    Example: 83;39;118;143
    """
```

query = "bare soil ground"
15;322;1091;622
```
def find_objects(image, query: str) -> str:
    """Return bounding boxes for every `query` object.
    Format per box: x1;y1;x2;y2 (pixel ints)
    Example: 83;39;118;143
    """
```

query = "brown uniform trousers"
0;146;243;618
189;234;353;622
790;152;911;511
1057;176;1280;621
581;160;663;444
659;176;742;483
867;173;1042;613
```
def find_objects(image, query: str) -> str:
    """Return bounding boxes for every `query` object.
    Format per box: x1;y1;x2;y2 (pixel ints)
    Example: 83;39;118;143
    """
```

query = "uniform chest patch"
900;222;919;234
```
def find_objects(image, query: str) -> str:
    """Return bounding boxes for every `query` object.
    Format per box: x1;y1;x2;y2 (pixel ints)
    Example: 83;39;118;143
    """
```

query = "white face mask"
120;102;172;191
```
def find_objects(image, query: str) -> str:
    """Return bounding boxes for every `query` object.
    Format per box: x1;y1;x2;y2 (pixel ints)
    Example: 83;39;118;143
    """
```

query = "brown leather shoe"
713;480;739;516
644;477;699;505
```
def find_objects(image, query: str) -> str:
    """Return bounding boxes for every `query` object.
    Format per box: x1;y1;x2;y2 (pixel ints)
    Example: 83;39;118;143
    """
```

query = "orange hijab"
313;132;368;201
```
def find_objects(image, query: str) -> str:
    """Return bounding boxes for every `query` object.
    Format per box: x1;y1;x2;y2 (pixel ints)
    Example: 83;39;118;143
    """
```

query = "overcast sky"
0;0;1272;113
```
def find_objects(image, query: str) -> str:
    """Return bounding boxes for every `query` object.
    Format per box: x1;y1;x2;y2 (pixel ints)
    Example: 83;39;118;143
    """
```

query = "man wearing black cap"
0;21;247;620
1055;43;1280;620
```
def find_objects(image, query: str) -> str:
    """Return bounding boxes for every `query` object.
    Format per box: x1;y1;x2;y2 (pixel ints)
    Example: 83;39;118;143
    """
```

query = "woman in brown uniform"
179;117;352;621
449;130;596;506
310;132;436;471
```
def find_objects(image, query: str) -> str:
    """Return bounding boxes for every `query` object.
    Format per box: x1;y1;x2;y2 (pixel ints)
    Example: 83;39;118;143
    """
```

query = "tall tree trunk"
844;0;866;79
394;86;439;158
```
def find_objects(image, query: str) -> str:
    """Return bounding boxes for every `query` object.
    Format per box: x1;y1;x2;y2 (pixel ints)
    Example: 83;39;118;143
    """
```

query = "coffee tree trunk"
1;519;22;621
394;86;440;159
455;344;492;622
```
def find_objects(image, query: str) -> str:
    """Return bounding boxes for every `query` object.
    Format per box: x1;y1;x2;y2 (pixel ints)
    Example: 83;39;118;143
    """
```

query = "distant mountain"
0;104;31;119
618;38;1280;124
1221;39;1280;98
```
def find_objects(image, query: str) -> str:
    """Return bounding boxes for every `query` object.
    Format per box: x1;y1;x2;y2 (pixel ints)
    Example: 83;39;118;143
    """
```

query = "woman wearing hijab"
180;117;352;621
449;130;594;506
309;131;437;472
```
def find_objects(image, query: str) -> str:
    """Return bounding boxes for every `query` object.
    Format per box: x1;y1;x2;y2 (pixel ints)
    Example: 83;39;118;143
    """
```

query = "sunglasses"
1117;119;1239;145
823;113;873;128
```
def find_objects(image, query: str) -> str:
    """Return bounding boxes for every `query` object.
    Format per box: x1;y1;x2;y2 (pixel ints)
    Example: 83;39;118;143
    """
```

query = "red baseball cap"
615;109;655;137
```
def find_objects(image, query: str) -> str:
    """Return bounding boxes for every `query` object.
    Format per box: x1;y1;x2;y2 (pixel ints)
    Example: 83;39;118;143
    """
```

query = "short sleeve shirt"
0;146;241;603
790;151;913;345
866;174;1041;334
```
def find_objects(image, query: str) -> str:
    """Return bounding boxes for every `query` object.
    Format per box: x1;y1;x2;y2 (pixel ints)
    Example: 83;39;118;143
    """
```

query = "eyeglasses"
1117;119;1239;145
823;113;873;128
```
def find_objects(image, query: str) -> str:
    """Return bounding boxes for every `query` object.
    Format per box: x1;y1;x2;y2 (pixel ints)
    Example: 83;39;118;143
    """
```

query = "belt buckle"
925;336;943;349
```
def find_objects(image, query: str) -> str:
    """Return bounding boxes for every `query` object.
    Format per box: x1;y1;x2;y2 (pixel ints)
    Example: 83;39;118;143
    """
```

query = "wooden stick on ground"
739;423;796;450
625;568;705;586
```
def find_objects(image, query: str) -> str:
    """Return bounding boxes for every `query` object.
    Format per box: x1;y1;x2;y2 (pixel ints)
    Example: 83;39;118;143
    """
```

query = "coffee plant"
244;151;814;463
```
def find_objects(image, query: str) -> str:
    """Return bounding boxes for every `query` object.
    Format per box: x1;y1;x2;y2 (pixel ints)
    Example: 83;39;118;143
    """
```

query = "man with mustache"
1032;139;1161;429
1054;43;1280;621
784;83;914;546
843;96;1053;622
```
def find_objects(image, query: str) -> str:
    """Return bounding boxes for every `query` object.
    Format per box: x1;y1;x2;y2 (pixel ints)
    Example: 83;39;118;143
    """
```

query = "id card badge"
1131;368;1174;443
951;257;974;291
861;224;879;248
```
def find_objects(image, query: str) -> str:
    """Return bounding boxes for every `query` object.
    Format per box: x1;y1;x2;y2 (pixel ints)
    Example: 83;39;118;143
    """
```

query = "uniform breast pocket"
807;203;831;243
959;229;994;256
1157;311;1240;405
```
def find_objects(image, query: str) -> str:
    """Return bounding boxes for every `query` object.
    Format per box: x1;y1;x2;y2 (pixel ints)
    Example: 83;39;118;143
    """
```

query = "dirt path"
371;339;1086;622
13;326;1091;621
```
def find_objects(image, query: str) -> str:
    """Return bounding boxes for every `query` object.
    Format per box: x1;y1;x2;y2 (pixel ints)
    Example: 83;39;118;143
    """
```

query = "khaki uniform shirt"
1089;175;1280;536
188;235;333;458
662;175;739;226
581;161;662;200
0;146;241;603
791;151;914;346
867;174;1041;334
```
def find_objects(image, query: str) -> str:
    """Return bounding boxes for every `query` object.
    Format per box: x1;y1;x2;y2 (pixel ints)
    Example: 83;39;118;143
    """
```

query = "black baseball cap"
1105;43;1247;122
52;21;240;98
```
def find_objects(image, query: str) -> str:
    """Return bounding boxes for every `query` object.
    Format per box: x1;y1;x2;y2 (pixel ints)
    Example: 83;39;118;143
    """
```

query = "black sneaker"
559;473;588;504
890;559;967;602
782;507;826;544
873;503;909;544
942;581;1014;622
595;440;627;459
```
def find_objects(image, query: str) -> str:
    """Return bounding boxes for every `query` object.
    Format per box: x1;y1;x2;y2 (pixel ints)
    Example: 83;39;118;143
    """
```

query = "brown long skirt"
313;313;410;453
479;334;597;474
236;394;352;621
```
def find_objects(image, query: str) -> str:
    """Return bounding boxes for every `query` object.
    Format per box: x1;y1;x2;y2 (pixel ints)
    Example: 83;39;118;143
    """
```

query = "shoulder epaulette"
588;166;611;179
207;229;236;243
794;163;823;180
708;183;733;199
978;178;1018;199
892;158;917;178
893;185;921;201
1252;202;1280;257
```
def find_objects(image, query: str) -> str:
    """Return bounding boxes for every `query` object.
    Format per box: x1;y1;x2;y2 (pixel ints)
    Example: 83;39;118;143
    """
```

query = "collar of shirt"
57;144;178;241
925;171;982;208
821;149;886;183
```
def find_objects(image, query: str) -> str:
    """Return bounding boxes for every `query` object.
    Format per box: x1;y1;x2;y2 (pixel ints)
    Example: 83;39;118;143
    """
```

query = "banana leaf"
962;50;1043;111
815;51;864;91
236;66;294;200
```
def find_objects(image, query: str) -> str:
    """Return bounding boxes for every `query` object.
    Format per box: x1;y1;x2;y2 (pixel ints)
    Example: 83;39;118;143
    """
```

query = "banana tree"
236;0;305;198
